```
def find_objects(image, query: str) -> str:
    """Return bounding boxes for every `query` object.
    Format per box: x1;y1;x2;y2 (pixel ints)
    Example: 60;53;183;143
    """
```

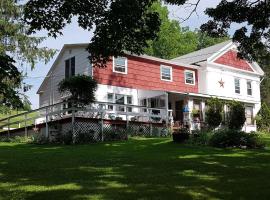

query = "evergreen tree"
0;0;55;111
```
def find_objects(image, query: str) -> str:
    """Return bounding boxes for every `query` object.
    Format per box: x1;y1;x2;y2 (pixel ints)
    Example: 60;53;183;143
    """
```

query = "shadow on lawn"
0;138;270;200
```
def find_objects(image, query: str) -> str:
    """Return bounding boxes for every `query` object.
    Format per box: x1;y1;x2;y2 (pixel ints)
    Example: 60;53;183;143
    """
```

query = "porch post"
165;92;169;124
201;100;206;122
188;98;193;130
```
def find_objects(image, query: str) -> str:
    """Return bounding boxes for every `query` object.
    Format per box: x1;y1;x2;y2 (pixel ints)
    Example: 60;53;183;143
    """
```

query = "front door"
175;100;183;122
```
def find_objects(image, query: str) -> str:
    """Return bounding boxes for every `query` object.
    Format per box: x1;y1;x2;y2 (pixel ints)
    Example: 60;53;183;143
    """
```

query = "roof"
171;40;232;64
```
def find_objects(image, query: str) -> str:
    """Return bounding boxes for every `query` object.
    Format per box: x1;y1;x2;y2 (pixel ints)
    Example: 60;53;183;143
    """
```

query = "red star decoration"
218;78;225;88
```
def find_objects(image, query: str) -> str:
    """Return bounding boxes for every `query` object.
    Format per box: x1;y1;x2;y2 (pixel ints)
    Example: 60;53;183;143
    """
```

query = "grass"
0;136;270;200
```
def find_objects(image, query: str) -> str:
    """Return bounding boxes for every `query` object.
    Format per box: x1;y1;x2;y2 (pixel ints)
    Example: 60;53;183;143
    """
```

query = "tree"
144;2;229;59
201;0;270;62
205;98;223;130
24;0;269;65
0;0;55;111
58;75;98;107
256;103;270;132
227;101;246;130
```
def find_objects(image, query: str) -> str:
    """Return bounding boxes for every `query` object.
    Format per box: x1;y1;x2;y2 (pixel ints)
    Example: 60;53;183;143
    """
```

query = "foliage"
31;134;49;144
187;130;212;146
227;101;246;130
0;0;55;110
74;130;97;144
201;0;270;62
144;2;228;59
0;136;32;143
60;130;73;145
23;0;263;66
256;103;270;132
209;129;265;149
172;128;190;143
205;98;223;129
58;75;97;107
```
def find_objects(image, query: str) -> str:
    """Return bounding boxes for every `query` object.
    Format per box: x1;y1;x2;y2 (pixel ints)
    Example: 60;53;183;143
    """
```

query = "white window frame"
113;56;128;74
247;80;252;96
234;78;241;94
184;70;195;85
160;65;173;82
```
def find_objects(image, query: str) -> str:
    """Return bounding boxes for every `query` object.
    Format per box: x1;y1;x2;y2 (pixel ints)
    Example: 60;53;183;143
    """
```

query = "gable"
214;50;254;72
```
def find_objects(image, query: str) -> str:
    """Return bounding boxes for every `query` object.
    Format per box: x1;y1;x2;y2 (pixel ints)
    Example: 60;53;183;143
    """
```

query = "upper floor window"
247;81;252;96
113;57;127;74
185;70;195;85
160;65;172;81
65;56;75;78
234;78;240;94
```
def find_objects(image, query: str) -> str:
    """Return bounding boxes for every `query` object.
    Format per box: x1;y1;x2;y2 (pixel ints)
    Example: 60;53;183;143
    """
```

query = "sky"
24;0;222;109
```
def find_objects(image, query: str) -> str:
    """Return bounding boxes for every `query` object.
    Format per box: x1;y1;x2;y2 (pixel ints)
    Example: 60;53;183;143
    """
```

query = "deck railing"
0;101;171;138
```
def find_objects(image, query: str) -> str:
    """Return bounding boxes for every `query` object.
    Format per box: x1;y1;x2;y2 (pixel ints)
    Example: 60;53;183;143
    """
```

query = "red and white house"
37;41;264;132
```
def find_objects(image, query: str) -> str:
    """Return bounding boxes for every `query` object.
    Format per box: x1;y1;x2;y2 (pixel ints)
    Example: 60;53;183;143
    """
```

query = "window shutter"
65;59;70;78
71;57;75;76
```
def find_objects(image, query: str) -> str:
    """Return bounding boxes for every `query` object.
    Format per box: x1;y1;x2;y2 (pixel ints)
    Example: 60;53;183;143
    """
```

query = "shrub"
74;130;96;144
209;129;265;149
205;98;223;129
172;128;190;143
32;134;49;144
256;103;270;132
58;75;97;107
188;130;212;146
227;101;246;130
62;131;73;145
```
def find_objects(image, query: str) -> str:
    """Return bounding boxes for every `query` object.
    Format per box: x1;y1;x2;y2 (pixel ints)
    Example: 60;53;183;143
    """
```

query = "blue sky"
24;0;222;108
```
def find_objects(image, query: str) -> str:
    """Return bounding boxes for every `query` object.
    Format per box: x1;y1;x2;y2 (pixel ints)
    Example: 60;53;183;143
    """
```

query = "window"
245;106;253;125
107;105;114;111
127;107;132;113
115;94;125;104
107;93;114;102
127;96;132;104
247;81;252;96
185;70;195;85
65;57;75;78
113;57;127;74
234;78;240;94
116;105;125;112
161;65;172;81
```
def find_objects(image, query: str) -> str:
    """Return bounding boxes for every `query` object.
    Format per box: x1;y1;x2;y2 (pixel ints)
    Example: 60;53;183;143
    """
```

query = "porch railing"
0;101;171;138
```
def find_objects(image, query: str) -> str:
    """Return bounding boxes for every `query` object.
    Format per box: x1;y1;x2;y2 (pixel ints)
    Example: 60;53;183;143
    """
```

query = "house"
37;41;264;132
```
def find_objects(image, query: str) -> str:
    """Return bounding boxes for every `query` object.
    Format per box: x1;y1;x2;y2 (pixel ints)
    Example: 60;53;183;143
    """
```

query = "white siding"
39;47;91;107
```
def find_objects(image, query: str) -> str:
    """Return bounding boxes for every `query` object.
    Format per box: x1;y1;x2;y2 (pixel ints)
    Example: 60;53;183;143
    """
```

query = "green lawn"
1;136;270;200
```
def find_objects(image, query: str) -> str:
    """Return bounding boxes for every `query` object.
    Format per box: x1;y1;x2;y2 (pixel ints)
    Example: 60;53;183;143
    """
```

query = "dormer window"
113;57;127;74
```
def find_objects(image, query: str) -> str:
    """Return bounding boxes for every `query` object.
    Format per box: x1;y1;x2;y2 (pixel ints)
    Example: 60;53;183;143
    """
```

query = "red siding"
93;55;198;93
214;50;254;72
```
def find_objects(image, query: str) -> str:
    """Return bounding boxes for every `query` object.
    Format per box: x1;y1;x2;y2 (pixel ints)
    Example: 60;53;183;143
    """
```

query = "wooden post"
165;92;169;124
7;118;10;139
45;107;49;138
24;113;28;137
71;106;75;140
150;122;153;136
101;111;104;142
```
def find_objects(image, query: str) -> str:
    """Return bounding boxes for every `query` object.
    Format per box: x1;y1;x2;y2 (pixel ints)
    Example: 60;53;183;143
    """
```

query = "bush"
256;103;270;132
74;130;96;144
172;128;190;143
209;129;265;149
188;130;212;146
62;131;73;145
227;101;246;130
32;134;49;144
205;98;223;129
0;136;33;143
